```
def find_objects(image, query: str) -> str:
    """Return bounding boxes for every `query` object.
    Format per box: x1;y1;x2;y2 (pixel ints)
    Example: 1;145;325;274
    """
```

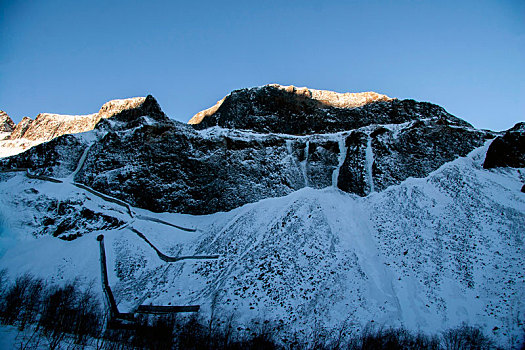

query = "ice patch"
332;135;347;188
365;134;375;193
300;141;309;187
67;143;94;180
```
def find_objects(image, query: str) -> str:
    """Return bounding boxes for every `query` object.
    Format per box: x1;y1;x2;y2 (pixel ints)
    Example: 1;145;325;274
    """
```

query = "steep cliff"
189;84;470;135
1;87;497;214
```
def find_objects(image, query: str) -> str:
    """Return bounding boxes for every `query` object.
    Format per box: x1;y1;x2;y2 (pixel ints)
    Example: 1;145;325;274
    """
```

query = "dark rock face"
0;135;86;177
483;123;525;169
336;120;491;196
39;199;124;240
338;131;369;196
371;121;492;192
189;85;472;135
0;88;498;214
96;95;169;130
75;124;341;213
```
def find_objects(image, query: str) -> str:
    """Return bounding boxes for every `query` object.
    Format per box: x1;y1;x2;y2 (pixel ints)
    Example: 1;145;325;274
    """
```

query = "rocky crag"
0;97;149;157
0;111;16;133
2;84;520;214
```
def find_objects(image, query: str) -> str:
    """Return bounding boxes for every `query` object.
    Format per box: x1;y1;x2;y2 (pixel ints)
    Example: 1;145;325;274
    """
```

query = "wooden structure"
97;234;215;329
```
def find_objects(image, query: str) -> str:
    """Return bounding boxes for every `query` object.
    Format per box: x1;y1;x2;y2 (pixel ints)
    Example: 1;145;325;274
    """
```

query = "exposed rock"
269;84;393;108
95;95;169;130
9;116;34;140
39;199;124;241
0;111;15;133
70;117;489;214
16;113;100;141
483;122;525;169
97;97;147;120
0;135;86;177
9;95;164;143
0;87;497;214
370;121;492;193
0;95;165;158
189;84;471;135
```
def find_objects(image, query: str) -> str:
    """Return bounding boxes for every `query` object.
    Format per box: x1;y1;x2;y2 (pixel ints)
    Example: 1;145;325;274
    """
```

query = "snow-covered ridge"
0;96;152;158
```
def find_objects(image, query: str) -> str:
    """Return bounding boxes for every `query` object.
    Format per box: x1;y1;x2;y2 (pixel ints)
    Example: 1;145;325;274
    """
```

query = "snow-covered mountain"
0;97;150;158
0;85;523;347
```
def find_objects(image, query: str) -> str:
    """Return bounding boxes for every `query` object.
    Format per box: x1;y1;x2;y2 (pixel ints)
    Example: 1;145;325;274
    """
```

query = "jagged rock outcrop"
189;84;470;135
95;95;169;129
1;96;169;177
0;111;15;133
8;96;160;142
13;113;100;141
9;116;34;140
1;86;497;214
483;122;525;169
0;96;163;157
0;135;86;177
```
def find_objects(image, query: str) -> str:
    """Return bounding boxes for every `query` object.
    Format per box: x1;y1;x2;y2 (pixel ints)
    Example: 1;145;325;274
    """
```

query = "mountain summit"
188;84;469;135
0;95;165;157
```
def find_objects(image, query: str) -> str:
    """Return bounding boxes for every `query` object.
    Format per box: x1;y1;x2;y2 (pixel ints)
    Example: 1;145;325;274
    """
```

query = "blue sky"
1;0;523;131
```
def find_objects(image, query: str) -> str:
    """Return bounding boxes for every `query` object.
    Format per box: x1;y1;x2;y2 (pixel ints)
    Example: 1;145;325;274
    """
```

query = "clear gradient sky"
1;0;523;131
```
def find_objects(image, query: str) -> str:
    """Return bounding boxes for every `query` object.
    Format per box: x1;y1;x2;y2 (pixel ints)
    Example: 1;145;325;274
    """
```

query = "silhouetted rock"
189;84;471;135
483;122;525;169
0;86;496;214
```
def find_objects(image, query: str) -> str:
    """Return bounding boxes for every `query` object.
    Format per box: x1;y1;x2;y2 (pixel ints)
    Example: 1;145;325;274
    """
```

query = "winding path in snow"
130;227;218;262
97;234;200;323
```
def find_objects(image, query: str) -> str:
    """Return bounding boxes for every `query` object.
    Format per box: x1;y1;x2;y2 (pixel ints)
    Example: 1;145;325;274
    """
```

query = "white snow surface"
0;143;524;347
331;134;347;188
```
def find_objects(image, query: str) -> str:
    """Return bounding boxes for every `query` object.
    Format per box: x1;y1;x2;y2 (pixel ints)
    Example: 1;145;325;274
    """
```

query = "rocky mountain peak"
97;95;167;125
98;96;147;119
0;111;16;133
1;95;166;157
188;84;467;135
188;84;393;127
9;116;34;140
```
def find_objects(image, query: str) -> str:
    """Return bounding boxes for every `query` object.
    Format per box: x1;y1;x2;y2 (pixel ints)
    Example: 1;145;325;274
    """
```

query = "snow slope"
0;142;523;347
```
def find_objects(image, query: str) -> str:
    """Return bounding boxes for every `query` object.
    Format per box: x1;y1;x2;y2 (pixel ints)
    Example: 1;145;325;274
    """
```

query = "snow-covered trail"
129;227;218;263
